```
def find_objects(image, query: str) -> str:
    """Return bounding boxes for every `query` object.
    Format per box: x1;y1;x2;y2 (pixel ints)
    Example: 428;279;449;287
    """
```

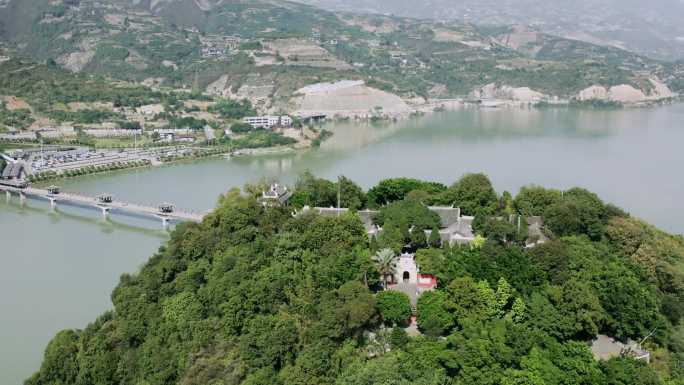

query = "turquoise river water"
2;105;684;384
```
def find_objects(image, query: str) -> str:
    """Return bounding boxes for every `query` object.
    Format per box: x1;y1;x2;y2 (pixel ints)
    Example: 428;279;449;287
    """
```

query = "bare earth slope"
1;0;682;106
293;80;411;118
297;0;684;61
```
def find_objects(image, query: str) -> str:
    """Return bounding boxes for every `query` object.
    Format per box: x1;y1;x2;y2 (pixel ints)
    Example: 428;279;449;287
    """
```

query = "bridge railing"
18;187;205;221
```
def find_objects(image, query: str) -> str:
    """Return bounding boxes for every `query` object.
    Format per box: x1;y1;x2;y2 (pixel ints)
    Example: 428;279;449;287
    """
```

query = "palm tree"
373;248;398;289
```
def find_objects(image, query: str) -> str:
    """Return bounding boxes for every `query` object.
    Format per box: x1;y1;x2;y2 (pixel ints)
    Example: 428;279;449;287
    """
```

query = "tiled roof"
428;206;461;227
263;183;292;203
445;216;473;238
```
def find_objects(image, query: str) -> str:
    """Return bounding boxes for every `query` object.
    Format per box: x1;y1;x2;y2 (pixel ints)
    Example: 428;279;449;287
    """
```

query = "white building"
261;183;292;206
280;115;293;127
153;128;193;136
83;129;142;138
242;116;293;129
394;253;419;285
0;132;37;140
38;126;76;139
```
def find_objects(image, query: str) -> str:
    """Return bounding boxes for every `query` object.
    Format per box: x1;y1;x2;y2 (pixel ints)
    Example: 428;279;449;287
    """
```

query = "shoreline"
6;97;682;184
310;95;683;124
26;150;227;184
23;144;303;184
418;94;683;112
230;145;297;157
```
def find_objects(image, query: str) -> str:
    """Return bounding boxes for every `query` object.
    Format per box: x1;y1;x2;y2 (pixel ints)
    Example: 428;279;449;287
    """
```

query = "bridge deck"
1;185;205;223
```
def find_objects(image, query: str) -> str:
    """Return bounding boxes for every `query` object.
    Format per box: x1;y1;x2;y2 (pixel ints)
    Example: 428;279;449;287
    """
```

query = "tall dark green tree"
428;226;442;248
390;327;409;349
290;171;337;208
544;188;608;240
367;178;447;207
376;290;412;325
439;173;499;215
410;226;428;249
417;291;454;336
514;185;563;216
337;176;367;210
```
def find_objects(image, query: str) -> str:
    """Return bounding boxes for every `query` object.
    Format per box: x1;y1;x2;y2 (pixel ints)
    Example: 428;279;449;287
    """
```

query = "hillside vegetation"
26;174;684;385
297;0;684;61
0;0;682;105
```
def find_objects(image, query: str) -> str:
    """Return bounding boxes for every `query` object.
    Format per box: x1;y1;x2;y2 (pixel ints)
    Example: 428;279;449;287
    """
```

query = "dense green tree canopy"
290;173;367;210
367;178;447;207
544;187;621;240
601;358;663;385
373;199;441;251
373;199;441;230
415;248;445;277
514;185;563;217
473;215;528;246
290;171;338;208
439;173;499;215
230;121;255;133
208;98;256;119
417;291;454;336
26;175;684;385
428;225;442;248
338;176;368;210
376;291;412;325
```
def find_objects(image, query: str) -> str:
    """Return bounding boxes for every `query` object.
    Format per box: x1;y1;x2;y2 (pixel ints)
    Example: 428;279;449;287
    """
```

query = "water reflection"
2;104;684;385
0;200;163;385
346;107;621;143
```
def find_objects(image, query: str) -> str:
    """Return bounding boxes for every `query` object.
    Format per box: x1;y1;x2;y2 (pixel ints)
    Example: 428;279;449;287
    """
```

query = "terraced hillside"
0;0;682;106
298;0;684;61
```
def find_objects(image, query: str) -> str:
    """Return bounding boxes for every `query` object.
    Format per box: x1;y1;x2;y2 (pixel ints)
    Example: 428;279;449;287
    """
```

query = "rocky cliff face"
466;79;677;105
577;79;675;104
469;83;547;103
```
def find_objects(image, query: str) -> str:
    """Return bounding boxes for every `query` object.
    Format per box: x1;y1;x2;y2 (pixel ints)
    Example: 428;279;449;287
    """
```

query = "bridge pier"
161;216;170;230
0;186;204;224
97;206;111;220
155;215;172;230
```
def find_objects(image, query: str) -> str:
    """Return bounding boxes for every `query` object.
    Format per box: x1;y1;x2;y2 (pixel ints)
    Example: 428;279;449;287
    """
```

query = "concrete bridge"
1;185;205;228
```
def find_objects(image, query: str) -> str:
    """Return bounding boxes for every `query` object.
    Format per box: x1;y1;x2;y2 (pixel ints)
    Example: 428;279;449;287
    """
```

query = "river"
2;105;684;384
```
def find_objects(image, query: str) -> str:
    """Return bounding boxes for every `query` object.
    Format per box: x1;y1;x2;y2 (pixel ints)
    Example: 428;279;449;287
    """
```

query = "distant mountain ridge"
0;0;682;106
297;0;684;61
